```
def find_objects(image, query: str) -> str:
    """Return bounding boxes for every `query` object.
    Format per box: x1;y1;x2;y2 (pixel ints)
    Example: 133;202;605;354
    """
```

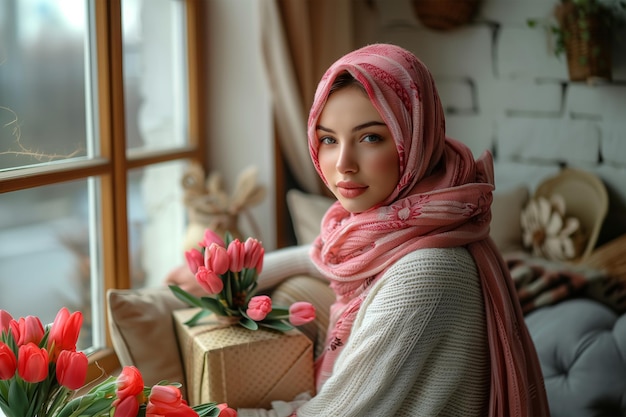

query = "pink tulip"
185;248;204;274
288;302;316;326
48;307;83;361
243;238;264;273
146;385;197;417
217;403;238;417
17;342;49;383
56;349;88;390
246;296;272;321
200;228;225;249
195;266;224;295
0;310;13;335
205;243;230;275
0;342;17;380
227;239;245;272
15;315;45;347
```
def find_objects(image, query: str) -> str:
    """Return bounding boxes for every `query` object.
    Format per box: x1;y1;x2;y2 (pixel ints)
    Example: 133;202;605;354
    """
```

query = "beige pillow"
107;287;188;388
491;186;530;254
286;189;335;244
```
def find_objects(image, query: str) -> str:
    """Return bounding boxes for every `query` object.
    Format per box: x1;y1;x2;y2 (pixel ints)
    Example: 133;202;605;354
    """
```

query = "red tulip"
217;403;238;417
288;302;316;326
56;349;88;390
227;239;245;272
15;315;45;346
0;342;17;380
0;310;13;335
48;307;83;360
195;266;224;295
200;228;225;249
17;342;49;383
115;366;144;401
113;395;140;417
243;238;264;273
246;296;272;321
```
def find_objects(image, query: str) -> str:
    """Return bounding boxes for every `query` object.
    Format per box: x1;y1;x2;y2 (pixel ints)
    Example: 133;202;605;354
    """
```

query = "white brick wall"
355;0;626;243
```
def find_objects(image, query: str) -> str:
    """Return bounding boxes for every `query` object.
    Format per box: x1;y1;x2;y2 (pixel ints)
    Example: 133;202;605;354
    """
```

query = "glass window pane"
0;179;102;352
128;160;187;289
0;0;93;171
122;0;189;153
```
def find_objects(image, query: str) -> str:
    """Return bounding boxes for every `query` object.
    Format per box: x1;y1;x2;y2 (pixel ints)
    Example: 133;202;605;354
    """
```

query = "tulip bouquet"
170;229;316;332
0;307;236;417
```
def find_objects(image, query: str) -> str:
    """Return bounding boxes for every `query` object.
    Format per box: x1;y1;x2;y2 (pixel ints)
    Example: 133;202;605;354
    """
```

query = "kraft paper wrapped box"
173;308;316;409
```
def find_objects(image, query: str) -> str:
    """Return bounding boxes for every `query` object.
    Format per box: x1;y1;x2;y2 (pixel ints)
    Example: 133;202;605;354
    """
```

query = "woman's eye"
361;134;383;143
320;136;336;145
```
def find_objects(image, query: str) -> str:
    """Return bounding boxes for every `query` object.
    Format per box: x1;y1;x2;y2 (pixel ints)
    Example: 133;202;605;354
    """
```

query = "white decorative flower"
520;194;582;261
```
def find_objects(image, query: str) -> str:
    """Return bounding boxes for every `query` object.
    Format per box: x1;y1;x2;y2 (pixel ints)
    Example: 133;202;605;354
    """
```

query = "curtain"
260;0;354;194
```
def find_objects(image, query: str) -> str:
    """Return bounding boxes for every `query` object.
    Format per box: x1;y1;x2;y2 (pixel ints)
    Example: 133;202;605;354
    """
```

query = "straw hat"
532;168;608;262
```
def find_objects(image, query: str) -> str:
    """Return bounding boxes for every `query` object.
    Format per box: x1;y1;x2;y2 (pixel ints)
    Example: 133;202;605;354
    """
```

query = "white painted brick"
374;0;419;28
446;114;495;158
436;78;475;113
381;26;493;77
566;84;626;122
496;118;600;163
487;78;562;115
603;123;626;166
493;160;560;192
481;0;555;27
498;28;566;79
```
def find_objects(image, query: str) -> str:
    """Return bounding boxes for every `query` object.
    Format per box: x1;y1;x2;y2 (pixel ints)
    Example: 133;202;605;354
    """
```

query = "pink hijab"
307;44;550;417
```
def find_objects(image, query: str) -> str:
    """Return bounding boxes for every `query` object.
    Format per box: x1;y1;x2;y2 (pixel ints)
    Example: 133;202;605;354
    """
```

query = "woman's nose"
336;144;358;174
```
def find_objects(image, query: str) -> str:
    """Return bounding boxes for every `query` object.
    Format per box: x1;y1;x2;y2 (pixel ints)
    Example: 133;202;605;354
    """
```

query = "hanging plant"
528;0;626;82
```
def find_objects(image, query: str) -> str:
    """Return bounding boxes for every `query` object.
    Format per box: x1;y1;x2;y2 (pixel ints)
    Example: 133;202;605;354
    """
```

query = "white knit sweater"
241;245;490;417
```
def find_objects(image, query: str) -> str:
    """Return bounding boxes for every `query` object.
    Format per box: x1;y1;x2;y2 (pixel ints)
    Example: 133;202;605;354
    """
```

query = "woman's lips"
336;182;367;198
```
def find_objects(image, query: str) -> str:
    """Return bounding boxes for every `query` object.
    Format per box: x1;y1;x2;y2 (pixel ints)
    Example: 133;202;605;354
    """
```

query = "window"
0;0;205;376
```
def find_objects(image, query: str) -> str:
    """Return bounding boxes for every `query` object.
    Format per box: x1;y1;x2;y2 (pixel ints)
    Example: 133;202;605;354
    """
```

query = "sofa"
108;169;626;417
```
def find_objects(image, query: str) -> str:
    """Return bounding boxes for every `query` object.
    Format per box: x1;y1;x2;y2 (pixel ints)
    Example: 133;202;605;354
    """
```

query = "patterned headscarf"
307;44;549;417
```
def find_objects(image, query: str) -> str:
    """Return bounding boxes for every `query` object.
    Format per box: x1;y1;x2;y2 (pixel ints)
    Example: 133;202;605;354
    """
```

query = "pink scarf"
307;44;550;417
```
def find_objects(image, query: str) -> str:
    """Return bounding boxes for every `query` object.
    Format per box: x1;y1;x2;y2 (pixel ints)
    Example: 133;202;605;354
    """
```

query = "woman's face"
316;85;400;213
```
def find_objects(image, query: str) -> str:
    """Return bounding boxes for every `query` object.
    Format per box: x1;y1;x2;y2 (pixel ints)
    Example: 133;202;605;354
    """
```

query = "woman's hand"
164;264;206;297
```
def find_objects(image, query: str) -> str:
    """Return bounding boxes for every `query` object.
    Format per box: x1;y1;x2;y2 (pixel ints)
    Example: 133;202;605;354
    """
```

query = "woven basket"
412;0;481;31
555;2;613;82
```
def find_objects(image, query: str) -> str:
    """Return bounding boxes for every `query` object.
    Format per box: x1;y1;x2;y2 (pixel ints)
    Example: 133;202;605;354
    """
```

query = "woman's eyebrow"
316;120;386;134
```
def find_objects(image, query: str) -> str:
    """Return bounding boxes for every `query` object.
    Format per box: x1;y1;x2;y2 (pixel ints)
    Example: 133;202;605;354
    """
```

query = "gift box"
173;308;315;409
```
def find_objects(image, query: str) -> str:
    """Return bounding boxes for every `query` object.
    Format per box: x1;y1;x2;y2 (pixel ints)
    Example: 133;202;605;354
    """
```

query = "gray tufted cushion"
525;298;626;417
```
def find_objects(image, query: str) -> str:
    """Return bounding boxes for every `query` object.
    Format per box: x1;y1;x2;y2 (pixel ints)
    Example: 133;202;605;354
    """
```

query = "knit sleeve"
295;247;488;417
255;244;326;292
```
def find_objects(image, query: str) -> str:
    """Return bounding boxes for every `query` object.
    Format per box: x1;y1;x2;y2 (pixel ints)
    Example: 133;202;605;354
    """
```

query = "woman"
174;43;550;417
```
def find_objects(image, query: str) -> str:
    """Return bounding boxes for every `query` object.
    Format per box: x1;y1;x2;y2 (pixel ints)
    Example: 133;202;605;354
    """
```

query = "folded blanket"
504;252;606;314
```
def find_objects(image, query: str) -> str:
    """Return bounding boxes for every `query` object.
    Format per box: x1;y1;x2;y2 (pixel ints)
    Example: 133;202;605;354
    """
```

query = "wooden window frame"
0;0;207;381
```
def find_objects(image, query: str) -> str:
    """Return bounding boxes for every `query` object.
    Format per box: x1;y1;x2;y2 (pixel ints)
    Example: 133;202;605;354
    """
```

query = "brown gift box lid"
173;308;315;409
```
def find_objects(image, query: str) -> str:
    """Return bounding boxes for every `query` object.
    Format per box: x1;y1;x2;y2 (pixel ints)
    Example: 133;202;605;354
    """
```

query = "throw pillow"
490;186;530;254
107;287;188;389
286;189;335;244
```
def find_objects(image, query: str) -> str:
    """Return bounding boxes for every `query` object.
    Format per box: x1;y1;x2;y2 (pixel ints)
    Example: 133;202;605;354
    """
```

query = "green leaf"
240;268;257;289
265;306;289;319
192;402;221;417
199;297;227;315
7;381;28;417
169;285;204;308
225;272;233;307
238;316;259;331
184;309;212;326
259;319;294;332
